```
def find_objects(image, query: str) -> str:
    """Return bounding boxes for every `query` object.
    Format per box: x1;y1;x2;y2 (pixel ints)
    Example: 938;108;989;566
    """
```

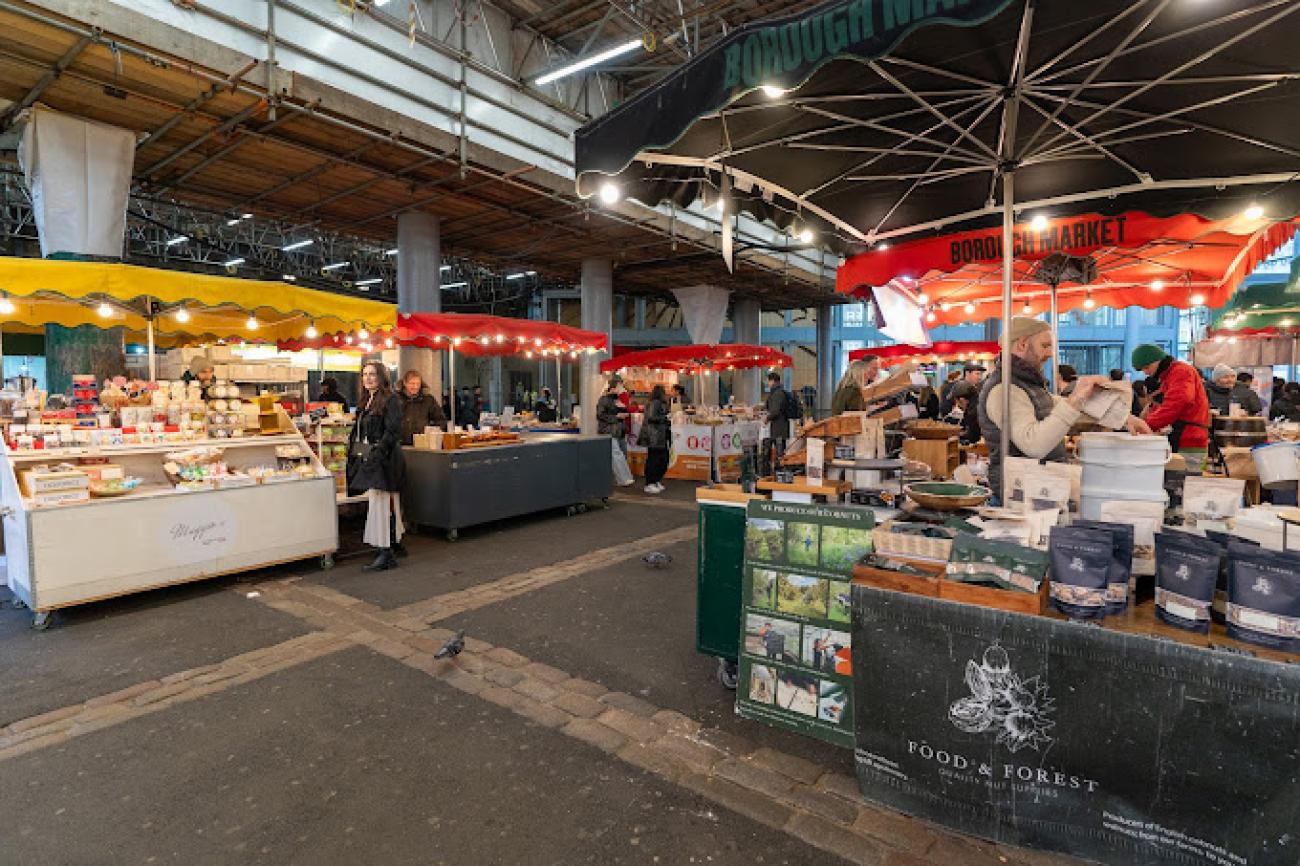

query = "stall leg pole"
999;171;1015;504
146;313;157;382
1049;283;1059;392
449;346;457;429
556;354;562;417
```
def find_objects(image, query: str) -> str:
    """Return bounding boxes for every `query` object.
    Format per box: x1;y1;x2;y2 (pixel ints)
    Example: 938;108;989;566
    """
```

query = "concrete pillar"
816;305;834;419
488;356;504;414
634;298;647;330
580;258;613;435
1122;309;1142;376
396;212;440;394
733;298;762;406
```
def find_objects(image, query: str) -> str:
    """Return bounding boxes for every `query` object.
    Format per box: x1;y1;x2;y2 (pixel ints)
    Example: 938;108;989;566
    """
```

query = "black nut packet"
1072;520;1135;615
1226;541;1300;653
1153;532;1223;634
1049;526;1113;620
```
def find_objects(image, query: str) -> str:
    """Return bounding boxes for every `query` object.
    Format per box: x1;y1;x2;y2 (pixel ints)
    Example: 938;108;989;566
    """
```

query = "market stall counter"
400;433;612;540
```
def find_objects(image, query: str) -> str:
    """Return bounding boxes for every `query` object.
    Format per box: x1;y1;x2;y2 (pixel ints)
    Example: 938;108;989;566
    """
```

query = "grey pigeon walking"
642;552;673;569
435;630;466;659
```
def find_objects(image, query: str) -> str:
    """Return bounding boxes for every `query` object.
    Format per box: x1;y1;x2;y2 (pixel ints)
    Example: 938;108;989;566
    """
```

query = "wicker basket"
872;520;954;562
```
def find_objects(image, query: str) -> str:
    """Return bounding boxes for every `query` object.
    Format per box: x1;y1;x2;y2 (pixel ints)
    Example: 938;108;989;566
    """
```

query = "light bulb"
1150;279;1164;291
1244;204;1264;220
358;329;369;340
1191;293;1206;306
760;85;787;98
345;335;354;345
940;303;951;313
916;291;929;305
1083;294;1096;310
305;324;318;339
797;228;814;244
599;182;621;205
385;337;394;348
963;302;976;316
97;302;113;318
925;310;937;323
246;316;259;330
1030;214;1048;231
174;307;191;323
1022;302;1032;314
0;297;14;315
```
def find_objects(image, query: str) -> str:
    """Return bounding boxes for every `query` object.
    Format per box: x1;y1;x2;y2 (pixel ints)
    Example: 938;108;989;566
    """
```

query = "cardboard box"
20;469;89;498
30;488;91;507
79;463;124;483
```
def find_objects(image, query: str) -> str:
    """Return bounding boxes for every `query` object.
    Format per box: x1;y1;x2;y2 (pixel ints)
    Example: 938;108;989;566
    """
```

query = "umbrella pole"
556;354;562;418
1049;283;1059;393
449;345;457;429
146;301;157;382
999;172;1015;504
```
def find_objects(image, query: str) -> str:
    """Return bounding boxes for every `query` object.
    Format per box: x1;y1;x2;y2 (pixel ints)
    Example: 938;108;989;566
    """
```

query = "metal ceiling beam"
138;98;266;182
153;108;302;196
0;32;93;131
135;59;259;152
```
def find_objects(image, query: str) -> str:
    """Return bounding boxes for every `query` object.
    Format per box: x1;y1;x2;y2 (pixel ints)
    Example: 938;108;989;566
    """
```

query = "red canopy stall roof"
599;344;791;375
837;211;1299;327
278;328;398;353
396;312;607;358
849;341;1000;367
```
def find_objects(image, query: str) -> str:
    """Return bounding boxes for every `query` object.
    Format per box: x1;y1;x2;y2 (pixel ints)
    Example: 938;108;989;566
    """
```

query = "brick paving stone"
923;834;1012;866
512;697;572;730
750;747;825;784
694;726;757;758
880;851;934;866
785;812;885;866
558;677;608;699
520;661;570;684
451;653;490;675
597;691;659;718
6;704;84;734
399;653;441;676
562;718;627;754
484;667;526;688
389;617;428;633
425;627;457;642
478;686;526;711
616;741;688;783
853;805;939;854
357;636;414;659
403;634;447;655
780;785;862;827
485;647;528;667
713;756;798;799
84;680;162;708
650;734;724;775
0;729;70;760
159;664;222;685
192;666;248;686
131;681;193;707
550;691;606;719
441;669;487;695
595;708;664;744
651;709;701;735
678;773;794;831
511;677;561;704
817;770;864;801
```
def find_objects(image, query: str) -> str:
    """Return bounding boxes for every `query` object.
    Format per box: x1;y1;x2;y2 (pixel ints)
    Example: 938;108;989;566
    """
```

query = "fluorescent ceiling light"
224;257;245;267
282;274;296;282
282;239;313;251
506;271;537;280
385;248;399;256
760;85;787;98
356;277;383;286
441;265;451;272
321;261;350;271
443;281;467;289
166;235;188;246
534;39;642;87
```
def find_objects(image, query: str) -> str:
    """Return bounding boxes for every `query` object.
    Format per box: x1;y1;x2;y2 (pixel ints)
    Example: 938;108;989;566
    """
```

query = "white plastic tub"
1251;442;1300;489
1077;433;1171;466
1079;488;1168;521
1081;461;1166;498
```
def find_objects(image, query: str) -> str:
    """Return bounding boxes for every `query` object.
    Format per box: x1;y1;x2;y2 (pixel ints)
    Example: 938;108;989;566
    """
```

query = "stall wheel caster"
319;554;335;571
565;506;577;517
8;597;29;611
31;611;52;632
446;529;459;542
601;498;610;510
576;503;588;514
717;658;739;690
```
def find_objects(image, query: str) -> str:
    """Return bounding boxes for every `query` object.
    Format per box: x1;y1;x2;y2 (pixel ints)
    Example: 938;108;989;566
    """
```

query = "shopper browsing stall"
980;317;1149;498
1206;364;1261;415
763;371;795;475
640;384;671;495
939;363;985;416
181;357;216;401
943;381;982;445
597;375;631;451
348;362;406;571
535;387;558;422
831;356;880;414
1132;344;1211;457
317;377;350;411
397;370;447;445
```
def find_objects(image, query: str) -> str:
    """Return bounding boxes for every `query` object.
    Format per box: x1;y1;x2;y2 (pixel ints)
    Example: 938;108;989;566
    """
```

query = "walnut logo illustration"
949;644;1055;753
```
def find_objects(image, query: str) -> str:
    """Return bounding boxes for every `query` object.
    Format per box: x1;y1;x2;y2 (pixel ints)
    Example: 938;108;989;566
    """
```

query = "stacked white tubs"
1078;433;1171;520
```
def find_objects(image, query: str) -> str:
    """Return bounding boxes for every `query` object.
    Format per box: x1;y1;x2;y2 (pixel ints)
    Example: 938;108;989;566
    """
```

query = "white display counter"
1;433;338;628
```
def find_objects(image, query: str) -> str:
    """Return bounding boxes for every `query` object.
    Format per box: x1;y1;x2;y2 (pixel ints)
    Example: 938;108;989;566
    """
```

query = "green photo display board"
737;499;874;747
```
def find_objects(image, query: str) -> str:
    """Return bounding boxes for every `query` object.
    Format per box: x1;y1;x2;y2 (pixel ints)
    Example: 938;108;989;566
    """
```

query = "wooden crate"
939;577;1049;616
903;436;959;479
853;556;945;598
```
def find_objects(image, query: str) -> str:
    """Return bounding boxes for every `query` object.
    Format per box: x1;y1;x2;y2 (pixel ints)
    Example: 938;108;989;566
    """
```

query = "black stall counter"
851;585;1300;866
401;433;612;538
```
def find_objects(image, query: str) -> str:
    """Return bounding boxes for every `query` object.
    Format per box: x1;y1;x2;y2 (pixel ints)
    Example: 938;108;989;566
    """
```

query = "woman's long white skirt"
363;489;405;548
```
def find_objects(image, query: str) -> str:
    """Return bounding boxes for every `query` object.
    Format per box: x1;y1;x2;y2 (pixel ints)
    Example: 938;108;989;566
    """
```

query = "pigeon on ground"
435;630;466;659
642;552;673;569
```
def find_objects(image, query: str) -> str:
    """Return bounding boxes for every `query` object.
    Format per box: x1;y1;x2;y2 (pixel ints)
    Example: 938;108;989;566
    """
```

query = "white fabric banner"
18;107;135;259
871;280;931;347
672;285;731;345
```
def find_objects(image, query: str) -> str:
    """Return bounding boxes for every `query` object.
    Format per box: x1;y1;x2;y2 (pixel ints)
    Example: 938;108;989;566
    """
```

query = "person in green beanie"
1133;343;1210;454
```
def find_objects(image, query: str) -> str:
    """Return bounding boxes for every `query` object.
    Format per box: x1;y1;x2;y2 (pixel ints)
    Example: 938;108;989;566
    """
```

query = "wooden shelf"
4;434;303;461
757;477;852;497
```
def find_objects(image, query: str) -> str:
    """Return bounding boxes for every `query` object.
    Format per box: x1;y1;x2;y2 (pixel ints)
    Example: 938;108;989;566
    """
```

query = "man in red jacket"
1132;344;1210;457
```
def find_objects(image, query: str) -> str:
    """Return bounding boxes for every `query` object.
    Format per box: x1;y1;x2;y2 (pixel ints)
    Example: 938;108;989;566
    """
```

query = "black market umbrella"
575;0;1300;499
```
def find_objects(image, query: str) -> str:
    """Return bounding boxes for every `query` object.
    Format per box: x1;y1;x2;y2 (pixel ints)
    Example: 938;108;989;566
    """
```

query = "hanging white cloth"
363;490;405;548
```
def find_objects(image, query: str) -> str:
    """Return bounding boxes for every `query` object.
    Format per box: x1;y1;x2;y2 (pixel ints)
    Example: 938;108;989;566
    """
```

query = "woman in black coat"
348;361;406;571
639;384;672;495
397;370;447;444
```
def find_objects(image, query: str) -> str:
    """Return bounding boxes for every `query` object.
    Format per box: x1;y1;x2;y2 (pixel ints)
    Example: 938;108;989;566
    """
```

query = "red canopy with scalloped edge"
599;344;791;374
